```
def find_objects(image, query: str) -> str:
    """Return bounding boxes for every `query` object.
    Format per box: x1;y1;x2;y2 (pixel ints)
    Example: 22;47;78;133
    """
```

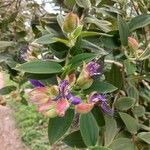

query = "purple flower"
89;93;113;115
30;79;45;87
59;80;69;98
86;61;101;76
66;93;81;105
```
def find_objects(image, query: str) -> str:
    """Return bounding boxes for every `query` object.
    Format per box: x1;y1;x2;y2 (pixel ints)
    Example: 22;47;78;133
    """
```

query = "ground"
0;105;28;150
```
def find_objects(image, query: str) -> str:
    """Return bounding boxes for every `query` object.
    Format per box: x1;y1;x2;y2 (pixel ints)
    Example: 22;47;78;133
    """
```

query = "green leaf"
117;15;129;46
0;86;16;95
64;0;76;9
63;130;86;148
109;138;135;150
85;81;118;94
72;25;83;39
35;34;57;44
85;17;111;32
119;112;139;134
16;61;62;74
138;45;150;61
0;41;15;51
81;31;112;37
132;105;145;117
129;14;150;31
104;115;118;146
137;132;150;144
68;53;97;69
91;146;112;150
81;39;107;55
124;60;136;76
92;105;105;127
76;0;91;8
105;63;123;90
80;112;99;146
48;109;74;145
115;97;136;111
126;84;139;100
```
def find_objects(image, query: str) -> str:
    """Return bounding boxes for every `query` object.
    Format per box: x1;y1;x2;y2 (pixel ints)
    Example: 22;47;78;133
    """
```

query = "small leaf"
64;0;76;9
72;25;83;39
126;84;139;101
17;61;62;74
63;130;86;148
81;31;112;37
117;15;129;46
80;112;99;146
69;53;97;69
129;14;150;31
35;34;57;44
119;112;139;134
115;97;136;111
91;146;112;150
132;105;145;117
0;86;16;95
124;60;136;76
76;0;91;9
109;138;135;150
137;132;150;144
81;39;107;55
104;115;118;146
85;81;118;94
48;109;74;145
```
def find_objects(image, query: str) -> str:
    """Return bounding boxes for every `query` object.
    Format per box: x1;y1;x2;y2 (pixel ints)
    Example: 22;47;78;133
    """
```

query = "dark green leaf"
115;97;136;111
48;109;74;145
92;105;105;127
16;61;62;74
0;86;16;95
68;53;97;69
80;112;99;146
104;115;118;146
64;0;76;9
63;130;86;148
85;81;118;94
117;15;129;46
109;138;135;150
137;132;150;144
129;14;150;31
119;112;139;134
105;63;123;90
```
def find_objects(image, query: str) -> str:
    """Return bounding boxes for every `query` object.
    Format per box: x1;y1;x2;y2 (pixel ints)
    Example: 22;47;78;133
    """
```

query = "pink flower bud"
28;87;49;105
75;103;94;114
65;73;76;87
128;37;139;50
38;101;58;118
56;98;70;117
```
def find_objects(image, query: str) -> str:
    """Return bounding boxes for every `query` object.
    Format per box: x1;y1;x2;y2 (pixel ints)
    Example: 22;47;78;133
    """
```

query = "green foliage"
0;0;150;149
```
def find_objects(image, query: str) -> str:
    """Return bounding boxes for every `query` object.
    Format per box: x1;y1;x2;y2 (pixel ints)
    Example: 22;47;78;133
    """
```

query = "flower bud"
28;87;49;105
63;12;79;33
38;101;57;118
75;103;94;114
128;37;139;50
56;98;70;117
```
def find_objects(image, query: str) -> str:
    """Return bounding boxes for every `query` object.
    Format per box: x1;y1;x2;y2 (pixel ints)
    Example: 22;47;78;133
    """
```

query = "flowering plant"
0;0;150;149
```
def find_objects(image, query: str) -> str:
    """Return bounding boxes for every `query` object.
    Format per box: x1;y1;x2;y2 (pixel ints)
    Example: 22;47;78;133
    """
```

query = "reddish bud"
75;103;94;114
128;37;139;50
